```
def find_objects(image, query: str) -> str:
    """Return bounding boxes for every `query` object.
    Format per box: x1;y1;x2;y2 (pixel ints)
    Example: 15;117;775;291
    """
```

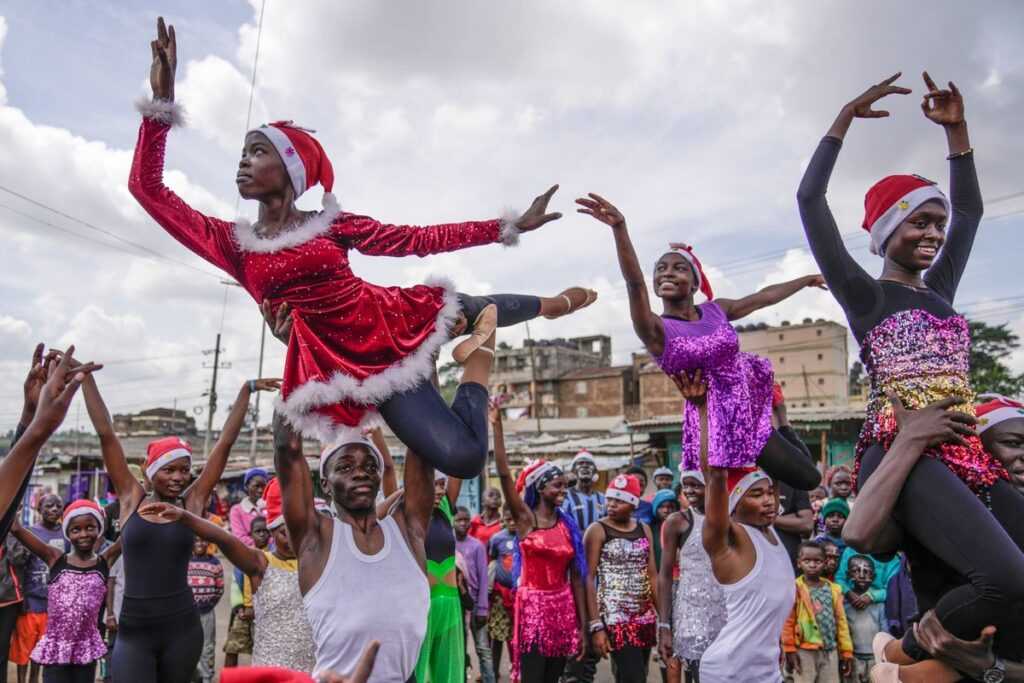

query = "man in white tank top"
272;414;434;683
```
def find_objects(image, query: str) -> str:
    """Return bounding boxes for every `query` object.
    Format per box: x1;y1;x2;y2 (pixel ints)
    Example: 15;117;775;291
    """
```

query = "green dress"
415;496;465;683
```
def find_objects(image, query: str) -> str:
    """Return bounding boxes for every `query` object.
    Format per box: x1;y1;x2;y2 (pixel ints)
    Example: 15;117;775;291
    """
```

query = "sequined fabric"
31;559;108;665
130;117;505;442
252;560;316;673
597;530;657;650
672;511;726;661
856;310;1008;494
657;303;774;470
511;522;580;681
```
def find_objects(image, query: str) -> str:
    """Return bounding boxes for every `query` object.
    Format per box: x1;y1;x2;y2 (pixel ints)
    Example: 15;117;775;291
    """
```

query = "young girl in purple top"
12;500;121;683
577;193;823;489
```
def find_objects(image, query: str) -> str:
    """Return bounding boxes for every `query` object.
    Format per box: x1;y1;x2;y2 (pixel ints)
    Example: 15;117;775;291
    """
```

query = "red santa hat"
248;121;339;214
606;474;642;507
61;499;104;539
664;243;714;300
727;467;771;514
516;459;559;493
145;436;192;480
862;174;950;256
571;449;596;469
976;395;1024;434
219;667;314;683
262;477;285;530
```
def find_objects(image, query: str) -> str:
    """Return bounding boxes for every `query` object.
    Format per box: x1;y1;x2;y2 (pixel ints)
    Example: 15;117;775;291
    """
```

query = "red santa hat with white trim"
145;436;193;480
516;459;560;494
664;243;714;300
976;394;1024;433
862;174;950;256
262;477;285;530
62;499;104;539
727;467;771;514
248;121;340;215
606;474;643;507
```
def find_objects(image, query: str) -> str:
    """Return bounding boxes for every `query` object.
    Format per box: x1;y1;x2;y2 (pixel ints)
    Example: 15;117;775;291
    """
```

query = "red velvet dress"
129;113;518;442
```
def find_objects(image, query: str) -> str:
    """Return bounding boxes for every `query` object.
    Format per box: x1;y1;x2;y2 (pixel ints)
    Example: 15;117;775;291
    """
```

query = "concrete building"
490;335;611;419
557;365;637;418
113;407;198;437
736;318;849;409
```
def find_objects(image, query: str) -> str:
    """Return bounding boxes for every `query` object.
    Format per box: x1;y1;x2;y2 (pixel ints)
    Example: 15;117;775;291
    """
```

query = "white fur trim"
232;207;342;254
499;209;522;247
606;488;639;507
146;448;192;480
267;515;286;530
276;276;461;443
252;124;308;197
728;470;771;515
525;461;558;489
135;97;186;127
868;185;950;256
61;507;105;539
571;450;596;468
319;438;384;481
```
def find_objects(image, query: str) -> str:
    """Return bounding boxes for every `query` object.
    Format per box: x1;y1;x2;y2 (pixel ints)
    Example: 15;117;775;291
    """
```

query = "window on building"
577;407;589;417
516;357;526;370
819;402;825;407
817;353;823;360
780;381;786;387
778;333;784;341
575;381;588;395
818;378;825;385
816;329;822;336
801;402;808;407
779;356;785;364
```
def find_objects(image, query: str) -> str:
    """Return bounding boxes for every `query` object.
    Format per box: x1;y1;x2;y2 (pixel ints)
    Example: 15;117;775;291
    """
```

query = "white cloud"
0;315;30;343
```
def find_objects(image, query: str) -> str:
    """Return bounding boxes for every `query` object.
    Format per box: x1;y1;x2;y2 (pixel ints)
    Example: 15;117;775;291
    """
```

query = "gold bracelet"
947;147;974;160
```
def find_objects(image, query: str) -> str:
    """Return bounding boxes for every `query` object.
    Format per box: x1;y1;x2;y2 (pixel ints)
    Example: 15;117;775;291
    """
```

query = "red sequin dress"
129;113;518;442
511;521;580;681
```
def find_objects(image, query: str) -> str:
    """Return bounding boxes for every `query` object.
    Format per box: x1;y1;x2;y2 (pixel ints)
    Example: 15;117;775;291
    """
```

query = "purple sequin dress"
655;302;774;470
31;555;109;665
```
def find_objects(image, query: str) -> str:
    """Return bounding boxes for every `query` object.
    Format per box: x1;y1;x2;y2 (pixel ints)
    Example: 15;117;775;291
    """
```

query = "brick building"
557;365;637;418
113;407;198;437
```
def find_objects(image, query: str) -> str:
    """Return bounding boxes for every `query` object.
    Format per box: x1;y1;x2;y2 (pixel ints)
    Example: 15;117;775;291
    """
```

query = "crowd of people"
0;12;1022;683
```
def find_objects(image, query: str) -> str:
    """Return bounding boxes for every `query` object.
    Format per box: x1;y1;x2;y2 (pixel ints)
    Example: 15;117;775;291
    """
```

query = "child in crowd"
842;555;886;683
454;506;493;683
223;515;270;667
783;541;853;683
826;467;854;506
188;535;225;683
821;541;840;582
12;500;121;683
809;487;829;536
487;505;518;675
884;555;918;638
814;498;849;554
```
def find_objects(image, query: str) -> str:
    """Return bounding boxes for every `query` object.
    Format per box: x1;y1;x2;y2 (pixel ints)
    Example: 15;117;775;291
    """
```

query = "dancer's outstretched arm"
797;74;910;315
336;186;560;257
576;193;665;356
918;72;981;302
186;379;281;516
129;17;241;277
139;503;267;577
843;395;976;554
490;404;533;537
715;275;826;321
82;374;144;513
11;520;63;568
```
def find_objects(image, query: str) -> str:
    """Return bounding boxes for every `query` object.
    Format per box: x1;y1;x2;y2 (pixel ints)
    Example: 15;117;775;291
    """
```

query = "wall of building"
556;369;630;418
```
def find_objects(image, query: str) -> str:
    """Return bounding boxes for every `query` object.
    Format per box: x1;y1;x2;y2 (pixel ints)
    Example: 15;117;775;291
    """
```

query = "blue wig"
512;480;588;584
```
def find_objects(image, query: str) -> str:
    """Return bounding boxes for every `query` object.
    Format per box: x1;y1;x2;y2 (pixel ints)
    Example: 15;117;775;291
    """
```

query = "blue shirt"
561;489;606;530
488;529;517;590
635;499;654;525
23;525;67;613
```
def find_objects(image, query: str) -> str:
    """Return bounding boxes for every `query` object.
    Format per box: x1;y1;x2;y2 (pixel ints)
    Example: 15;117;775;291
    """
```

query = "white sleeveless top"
303;515;430;681
698;524;795;683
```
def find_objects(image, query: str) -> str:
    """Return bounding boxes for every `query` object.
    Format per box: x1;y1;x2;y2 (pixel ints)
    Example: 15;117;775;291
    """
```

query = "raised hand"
576;193;625;229
30;346;102;437
21;343;56;425
844;72;912;119
804;274;827;290
138;501;183;522
250;378;283;392
260;300;293;345
515;185;562;233
920;71;964;127
887;393;976;448
150;16;177;101
670;370;707;406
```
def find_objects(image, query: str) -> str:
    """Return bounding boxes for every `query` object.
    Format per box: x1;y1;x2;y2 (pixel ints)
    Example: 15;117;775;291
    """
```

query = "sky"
1;0;1022;432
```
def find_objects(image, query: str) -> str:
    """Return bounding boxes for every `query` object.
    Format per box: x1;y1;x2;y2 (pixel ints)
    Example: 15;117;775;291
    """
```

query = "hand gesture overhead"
671;370;707;406
31;346;102;436
920;71;964;127
21;343;58;424
260;300;293;345
845;72;912;119
150;16;177;101
575;193;625;228
515;185;562;233
886;393;976;448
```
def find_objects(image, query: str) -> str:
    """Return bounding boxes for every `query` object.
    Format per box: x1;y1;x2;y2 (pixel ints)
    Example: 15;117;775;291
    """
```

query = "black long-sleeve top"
797;136;983;343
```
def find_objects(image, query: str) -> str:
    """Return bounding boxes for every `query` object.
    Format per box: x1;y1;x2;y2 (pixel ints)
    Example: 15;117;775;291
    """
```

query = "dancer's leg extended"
756;430;822;491
458;287;597;329
379;311;496;479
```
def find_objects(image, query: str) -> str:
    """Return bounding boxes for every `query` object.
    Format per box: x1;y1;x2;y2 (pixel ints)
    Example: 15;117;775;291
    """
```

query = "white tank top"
302;515;430;682
698;523;795;683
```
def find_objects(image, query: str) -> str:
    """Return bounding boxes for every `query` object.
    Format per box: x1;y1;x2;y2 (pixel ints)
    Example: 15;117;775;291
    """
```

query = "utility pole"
202;334;231;458
524;321;542;433
248;323;267;465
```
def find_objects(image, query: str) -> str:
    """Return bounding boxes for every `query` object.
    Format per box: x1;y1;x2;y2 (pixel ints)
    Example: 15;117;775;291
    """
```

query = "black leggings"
610;646;650;682
858;443;1024;660
379;293;540;479
0;602;18;683
42;663;97;683
519;650;567;683
111;610;204;683
756;428;822;491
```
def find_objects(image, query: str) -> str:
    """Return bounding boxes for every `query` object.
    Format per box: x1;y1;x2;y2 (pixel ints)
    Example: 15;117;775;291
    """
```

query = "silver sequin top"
672;510;727;660
252;558;317;673
597;523;655;627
